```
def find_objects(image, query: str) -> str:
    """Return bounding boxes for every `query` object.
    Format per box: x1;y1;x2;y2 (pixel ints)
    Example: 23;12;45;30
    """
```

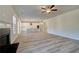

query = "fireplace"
0;28;19;53
0;28;10;46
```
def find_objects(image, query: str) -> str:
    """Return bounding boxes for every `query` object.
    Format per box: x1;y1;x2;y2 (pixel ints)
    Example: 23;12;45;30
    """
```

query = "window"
13;16;17;34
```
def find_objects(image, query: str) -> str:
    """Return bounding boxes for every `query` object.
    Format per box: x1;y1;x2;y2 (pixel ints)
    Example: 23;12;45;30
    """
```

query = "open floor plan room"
0;5;79;53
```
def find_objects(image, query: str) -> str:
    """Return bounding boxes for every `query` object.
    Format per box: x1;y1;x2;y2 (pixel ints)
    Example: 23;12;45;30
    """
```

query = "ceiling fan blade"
51;9;57;11
45;5;50;9
50;5;55;9
41;7;46;10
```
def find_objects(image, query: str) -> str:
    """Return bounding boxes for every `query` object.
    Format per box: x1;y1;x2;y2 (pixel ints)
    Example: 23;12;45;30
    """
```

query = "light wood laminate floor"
14;32;79;53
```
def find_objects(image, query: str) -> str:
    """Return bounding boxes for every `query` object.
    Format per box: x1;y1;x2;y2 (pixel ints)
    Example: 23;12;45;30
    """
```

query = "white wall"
17;18;21;34
0;6;18;43
46;8;79;40
21;23;41;32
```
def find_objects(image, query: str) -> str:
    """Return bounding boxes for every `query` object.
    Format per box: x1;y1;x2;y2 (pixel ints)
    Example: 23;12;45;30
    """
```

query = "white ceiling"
13;5;79;21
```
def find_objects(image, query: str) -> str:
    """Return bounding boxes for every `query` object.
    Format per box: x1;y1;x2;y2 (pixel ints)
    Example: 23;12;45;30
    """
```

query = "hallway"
14;32;79;53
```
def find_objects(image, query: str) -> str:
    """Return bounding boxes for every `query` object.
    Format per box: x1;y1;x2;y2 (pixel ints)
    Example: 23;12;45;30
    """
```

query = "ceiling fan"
41;5;57;14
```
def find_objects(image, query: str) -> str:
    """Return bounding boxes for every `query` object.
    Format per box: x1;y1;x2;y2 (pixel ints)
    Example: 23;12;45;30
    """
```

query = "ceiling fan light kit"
46;9;51;13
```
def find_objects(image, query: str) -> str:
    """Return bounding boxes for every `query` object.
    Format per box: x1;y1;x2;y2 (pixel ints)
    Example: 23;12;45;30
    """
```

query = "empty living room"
0;5;79;53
